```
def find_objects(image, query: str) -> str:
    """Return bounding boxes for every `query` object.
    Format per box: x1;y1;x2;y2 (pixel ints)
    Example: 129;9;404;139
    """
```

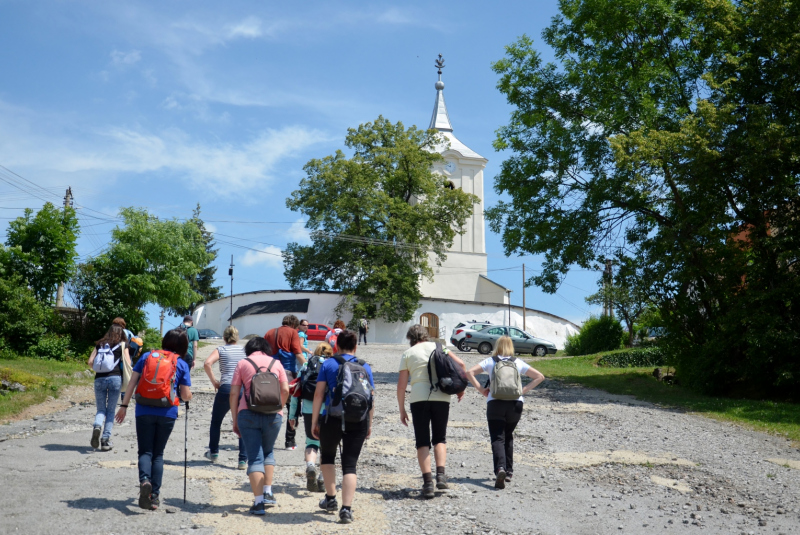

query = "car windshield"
455;323;466;328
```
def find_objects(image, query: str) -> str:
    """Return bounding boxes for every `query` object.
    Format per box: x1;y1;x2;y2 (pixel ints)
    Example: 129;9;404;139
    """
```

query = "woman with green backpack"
465;335;544;489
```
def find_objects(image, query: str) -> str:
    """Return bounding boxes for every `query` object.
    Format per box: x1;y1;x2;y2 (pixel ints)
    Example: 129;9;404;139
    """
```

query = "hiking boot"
100;439;113;452
339;508;353;524
436;473;449;490
90;426;101;449
138;480;153;510
319;495;338;513
263;493;277;508
203;449;218;463
505;472;513;483
495;468;507;490
306;464;318;492
422;480;435;499
249;501;266;516
237;460;247;470
316;475;325;493
150;494;160;511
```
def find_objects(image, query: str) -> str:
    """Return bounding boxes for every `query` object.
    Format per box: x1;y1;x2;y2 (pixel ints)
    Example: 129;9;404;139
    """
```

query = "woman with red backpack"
115;329;193;511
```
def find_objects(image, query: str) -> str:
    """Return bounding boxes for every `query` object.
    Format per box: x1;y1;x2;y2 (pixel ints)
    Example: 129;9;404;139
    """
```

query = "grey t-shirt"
217;344;246;385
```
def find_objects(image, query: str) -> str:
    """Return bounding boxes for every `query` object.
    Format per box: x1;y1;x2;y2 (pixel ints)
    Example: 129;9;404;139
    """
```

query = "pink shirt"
231;351;288;412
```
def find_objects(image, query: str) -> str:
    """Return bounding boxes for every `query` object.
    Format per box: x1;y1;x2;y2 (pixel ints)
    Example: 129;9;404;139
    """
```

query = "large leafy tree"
4;202;79;304
71;208;210;339
169;204;222;317
285;116;480;322
487;0;800;397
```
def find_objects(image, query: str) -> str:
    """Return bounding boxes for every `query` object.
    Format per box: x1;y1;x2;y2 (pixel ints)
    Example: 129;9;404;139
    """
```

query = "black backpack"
428;342;468;395
300;355;323;401
328;355;373;426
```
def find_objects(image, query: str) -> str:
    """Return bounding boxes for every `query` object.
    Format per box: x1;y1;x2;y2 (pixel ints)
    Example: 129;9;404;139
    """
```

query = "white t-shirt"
479;356;531;403
325;328;342;343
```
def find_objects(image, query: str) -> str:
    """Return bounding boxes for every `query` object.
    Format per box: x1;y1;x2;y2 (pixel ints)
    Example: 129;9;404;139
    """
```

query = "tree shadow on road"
452;476;498;492
41;443;94;454
63;497;145;516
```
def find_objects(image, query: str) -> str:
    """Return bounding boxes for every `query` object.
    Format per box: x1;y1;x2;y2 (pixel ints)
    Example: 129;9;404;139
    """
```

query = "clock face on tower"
444;161;456;174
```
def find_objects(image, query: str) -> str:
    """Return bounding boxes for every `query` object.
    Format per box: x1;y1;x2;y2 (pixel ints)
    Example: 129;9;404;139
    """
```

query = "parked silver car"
449;321;493;351
462;325;557;356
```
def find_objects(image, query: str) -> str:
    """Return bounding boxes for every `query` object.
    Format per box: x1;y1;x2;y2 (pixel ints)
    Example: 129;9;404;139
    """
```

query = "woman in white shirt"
465;335;544;489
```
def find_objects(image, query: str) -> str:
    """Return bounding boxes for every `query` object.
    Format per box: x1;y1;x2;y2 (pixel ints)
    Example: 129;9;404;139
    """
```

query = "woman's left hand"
114;407;127;423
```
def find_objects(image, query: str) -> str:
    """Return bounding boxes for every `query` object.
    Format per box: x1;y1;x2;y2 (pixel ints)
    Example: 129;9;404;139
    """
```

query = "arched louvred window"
420;312;440;340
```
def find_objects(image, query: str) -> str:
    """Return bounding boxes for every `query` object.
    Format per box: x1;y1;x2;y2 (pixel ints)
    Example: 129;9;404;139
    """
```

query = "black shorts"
409;401;450;449
319;416;369;475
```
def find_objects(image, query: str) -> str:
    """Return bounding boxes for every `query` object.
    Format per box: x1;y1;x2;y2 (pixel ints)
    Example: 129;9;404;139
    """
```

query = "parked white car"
450;321;493;351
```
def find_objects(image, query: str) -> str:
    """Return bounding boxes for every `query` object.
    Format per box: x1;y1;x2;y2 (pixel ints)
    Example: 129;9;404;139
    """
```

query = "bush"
0;276;50;353
0;367;47;388
25;333;72;361
140;328;162;356
598;346;666;368
564;315;624;356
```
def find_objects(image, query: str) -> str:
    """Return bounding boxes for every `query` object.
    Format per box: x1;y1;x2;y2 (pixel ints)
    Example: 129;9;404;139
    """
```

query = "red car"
306;323;331;341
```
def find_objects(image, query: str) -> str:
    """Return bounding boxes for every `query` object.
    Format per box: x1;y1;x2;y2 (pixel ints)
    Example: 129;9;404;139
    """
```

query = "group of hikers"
87;313;544;525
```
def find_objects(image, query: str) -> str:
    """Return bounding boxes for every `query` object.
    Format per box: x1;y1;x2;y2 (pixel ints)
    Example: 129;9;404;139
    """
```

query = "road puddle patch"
650;475;693;493
765;458;800;470
517;450;694;468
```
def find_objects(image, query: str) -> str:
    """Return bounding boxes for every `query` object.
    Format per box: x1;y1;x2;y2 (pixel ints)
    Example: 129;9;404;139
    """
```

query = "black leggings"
487;400;523;475
319;417;369;475
409;401;450;450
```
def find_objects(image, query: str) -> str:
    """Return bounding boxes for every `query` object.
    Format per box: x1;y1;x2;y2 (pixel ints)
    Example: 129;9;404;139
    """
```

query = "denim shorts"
238;409;283;475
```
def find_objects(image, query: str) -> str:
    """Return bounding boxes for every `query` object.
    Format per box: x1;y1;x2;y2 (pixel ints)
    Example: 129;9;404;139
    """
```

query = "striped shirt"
217;344;246;385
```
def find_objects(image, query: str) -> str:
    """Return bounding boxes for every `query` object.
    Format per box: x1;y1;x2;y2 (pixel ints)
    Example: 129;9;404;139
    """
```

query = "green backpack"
489;356;523;400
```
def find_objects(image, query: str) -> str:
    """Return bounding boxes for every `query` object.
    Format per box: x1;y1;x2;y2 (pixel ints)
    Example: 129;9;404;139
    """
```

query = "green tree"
585;258;650;347
487;0;800;397
0;274;51;354
5;202;79;303
70;208;210;340
168;204;222;317
285;116;480;322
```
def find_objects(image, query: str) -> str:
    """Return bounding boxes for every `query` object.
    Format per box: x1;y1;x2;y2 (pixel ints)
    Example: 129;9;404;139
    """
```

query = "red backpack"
135;350;180;407
328;330;339;353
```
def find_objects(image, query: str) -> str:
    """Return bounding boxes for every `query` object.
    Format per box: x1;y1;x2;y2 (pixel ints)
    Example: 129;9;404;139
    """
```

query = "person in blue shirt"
115;329;193;511
311;329;374;524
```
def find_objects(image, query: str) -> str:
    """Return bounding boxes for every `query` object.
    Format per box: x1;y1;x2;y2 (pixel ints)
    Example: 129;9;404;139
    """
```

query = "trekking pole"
184;401;189;504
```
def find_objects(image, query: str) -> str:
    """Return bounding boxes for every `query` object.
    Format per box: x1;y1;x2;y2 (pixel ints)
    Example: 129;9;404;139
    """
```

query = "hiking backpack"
427;342;468;396
300;355;323;401
328;331;339;353
328;355;372;426
92;343;122;374
135;350;180;407
244;357;283;414
489;356;523;400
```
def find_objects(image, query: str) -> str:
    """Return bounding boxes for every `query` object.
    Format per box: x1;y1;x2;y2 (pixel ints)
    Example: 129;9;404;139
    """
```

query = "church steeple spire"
429;54;453;132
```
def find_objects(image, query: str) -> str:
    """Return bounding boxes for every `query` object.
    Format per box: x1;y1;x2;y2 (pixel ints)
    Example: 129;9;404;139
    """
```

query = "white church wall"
195;290;579;349
419;250;489;301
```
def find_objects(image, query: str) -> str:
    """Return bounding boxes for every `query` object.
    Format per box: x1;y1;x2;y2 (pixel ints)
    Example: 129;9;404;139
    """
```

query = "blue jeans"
93;376;122;440
238;409;282;475
136;415;176;496
209;384;246;462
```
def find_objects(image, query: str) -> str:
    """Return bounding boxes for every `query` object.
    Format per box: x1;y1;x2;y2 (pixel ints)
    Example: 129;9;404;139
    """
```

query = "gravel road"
1;342;799;535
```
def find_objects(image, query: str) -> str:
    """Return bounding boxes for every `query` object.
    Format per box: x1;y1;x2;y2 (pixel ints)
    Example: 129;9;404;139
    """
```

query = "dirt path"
1;343;798;534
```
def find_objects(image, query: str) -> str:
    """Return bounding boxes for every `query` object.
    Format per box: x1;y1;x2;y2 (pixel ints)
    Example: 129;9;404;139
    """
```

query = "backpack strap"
491;355;500;363
428;345;438;393
266;358;277;374
245;357;265;374
332;354;346;365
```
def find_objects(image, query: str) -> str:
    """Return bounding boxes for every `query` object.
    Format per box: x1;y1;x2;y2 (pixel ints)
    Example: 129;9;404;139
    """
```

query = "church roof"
428;56;485;161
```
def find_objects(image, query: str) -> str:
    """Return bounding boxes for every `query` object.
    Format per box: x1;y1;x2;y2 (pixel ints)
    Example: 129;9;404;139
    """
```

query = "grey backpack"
327;355;372;428
489;356;523;400
244;358;283;414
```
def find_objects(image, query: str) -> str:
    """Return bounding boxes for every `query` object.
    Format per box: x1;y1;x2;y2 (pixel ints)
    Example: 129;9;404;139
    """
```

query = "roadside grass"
0;357;94;422
531;354;800;444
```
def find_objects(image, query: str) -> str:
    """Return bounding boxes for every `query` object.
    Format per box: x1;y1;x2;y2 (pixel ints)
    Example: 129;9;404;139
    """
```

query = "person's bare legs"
264;465;274;486
305;447;317;464
433;443;447;469
341;473;357;507
417;446;431;473
248;471;265;497
322;464;337;496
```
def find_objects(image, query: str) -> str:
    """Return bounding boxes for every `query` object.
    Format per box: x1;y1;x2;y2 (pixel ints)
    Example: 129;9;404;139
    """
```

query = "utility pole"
228;255;234;325
522;263;526;333
506;289;513;326
159;309;165;336
604;260;614;317
55;187;73;308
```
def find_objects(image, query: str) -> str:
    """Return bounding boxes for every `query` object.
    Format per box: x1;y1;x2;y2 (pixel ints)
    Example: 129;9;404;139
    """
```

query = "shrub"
565;315;624;355
26;333;72;361
0;367;47;388
598;346;666;368
0;276;50;353
140;328;163;356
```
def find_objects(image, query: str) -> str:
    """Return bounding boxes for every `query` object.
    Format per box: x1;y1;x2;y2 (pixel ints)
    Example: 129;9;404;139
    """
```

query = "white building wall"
195;291;579;349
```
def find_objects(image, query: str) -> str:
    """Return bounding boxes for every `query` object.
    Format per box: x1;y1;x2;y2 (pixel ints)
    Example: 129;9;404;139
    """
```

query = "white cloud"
110;49;141;66
287;218;311;245
0;98;330;196
225;16;263;39
241;245;284;269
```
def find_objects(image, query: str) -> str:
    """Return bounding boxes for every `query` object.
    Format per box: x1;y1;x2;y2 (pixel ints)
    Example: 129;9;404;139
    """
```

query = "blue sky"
0;0;602;328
